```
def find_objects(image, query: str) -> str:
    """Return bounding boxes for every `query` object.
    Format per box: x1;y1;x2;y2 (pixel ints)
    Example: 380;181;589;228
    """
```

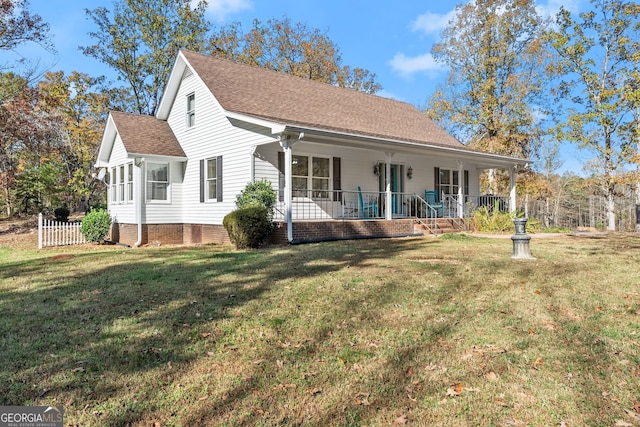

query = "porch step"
414;218;465;236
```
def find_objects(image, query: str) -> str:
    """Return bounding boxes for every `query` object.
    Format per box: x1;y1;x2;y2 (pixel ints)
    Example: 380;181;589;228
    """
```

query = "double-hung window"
186;93;195;128
200;156;223;202
206;157;217;200
146;162;169;202
126;163;133;202
110;167;117;203
119;165;125;203
291;155;330;198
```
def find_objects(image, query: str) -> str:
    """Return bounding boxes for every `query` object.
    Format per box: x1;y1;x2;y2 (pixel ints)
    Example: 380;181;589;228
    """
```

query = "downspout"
250;145;257;183
134;158;144;247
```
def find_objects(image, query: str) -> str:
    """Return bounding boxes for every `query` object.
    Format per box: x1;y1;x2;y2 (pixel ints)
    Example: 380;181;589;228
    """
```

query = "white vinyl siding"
166;67;270;225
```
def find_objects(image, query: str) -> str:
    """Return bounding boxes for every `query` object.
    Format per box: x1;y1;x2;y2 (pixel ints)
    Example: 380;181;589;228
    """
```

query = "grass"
1;232;640;426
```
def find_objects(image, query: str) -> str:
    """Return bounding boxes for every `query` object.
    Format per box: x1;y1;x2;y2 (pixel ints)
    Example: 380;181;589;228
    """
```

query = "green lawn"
1;233;640;426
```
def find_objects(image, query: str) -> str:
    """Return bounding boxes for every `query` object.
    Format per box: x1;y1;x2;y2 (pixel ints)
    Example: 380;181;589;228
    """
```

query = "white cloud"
201;0;252;21
389;52;445;78
411;10;457;35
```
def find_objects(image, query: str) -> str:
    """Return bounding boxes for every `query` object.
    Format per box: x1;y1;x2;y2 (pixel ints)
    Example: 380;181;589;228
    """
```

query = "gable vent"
182;67;194;80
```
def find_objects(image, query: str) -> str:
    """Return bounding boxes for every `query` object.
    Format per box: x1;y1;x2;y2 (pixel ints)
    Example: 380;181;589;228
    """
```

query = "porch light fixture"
373;164;380;176
407;166;413;180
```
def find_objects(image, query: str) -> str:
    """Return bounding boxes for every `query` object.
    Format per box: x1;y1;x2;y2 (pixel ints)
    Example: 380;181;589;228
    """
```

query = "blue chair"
358;186;379;218
424;190;444;218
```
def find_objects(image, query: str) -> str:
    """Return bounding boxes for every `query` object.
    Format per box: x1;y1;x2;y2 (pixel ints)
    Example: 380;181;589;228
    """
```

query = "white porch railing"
273;190;511;222
38;213;86;249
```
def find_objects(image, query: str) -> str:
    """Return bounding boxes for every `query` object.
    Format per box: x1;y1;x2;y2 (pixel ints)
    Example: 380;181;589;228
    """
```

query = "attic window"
186;93;195;128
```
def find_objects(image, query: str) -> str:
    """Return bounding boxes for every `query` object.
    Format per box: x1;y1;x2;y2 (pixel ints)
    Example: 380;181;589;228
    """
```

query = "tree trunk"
606;191;616;231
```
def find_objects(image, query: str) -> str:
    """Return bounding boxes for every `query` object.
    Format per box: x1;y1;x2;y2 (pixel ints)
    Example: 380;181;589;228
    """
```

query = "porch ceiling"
282;125;530;170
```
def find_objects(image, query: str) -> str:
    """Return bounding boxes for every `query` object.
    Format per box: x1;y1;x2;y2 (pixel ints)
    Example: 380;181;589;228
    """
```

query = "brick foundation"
269;219;419;244
111;219;418;247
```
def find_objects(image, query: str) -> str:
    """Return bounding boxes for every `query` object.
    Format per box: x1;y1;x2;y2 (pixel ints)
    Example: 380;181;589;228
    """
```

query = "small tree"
225;180;277;248
235;179;277;219
81;208;111;243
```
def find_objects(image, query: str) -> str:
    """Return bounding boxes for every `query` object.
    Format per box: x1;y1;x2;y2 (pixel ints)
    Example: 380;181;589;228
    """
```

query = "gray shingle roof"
110;111;185;158
181;50;464;149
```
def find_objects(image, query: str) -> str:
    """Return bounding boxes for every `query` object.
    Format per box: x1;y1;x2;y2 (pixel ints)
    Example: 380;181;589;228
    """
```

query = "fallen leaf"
495;400;509;407
615;420;633;426
252;359;265;365
395;414;408;425
534;289;541;294
624;409;640;421
72;367;85;373
634;402;640;413
276;359;284;369
446;382;464;397
528;328;536;335
532;358;544;369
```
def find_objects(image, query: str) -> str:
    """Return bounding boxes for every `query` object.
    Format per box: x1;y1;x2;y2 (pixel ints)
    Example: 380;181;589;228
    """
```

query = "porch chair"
357;186;379;218
424;190;444;218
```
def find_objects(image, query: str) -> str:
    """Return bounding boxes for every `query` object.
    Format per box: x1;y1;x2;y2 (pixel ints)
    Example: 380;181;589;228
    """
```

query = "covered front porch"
252;128;528;243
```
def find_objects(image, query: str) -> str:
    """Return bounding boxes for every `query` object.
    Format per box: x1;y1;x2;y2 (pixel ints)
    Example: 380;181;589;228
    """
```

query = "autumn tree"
547;0;640;231
38;71;113;210
426;0;551;160
81;0;210;115
207;17;382;94
0;0;54;73
0;73;64;215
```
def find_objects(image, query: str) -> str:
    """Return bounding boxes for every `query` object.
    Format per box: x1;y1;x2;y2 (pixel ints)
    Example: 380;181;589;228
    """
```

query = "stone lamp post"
511;217;535;259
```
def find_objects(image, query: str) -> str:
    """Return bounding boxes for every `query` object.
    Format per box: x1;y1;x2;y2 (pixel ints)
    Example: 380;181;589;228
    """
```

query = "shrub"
81;209;112;243
54;205;70;222
235;179;277;219
223;205;272;249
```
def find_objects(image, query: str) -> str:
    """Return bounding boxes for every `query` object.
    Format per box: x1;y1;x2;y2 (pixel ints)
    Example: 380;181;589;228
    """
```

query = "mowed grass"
1;233;640;426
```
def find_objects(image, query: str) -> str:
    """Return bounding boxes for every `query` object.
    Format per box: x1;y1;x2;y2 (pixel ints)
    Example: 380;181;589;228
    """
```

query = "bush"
54;205;70;222
223;205;273;249
235;179;277;219
81;209;112;243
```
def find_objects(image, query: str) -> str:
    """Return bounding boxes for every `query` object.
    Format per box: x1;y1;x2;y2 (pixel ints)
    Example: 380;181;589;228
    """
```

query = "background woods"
1;0;639;231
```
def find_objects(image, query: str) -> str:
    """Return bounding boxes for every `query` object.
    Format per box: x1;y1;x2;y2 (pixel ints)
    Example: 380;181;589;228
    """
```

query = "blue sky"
8;0;588;172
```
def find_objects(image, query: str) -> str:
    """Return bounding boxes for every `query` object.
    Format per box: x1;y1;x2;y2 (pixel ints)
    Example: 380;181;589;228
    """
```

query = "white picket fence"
38;213;86;249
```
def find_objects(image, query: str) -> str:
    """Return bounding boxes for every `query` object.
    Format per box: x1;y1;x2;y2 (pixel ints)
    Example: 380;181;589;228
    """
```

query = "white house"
95;50;528;246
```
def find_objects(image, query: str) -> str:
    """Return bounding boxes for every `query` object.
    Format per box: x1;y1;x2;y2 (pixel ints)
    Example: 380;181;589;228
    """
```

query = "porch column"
279;135;294;242
457;161;464;219
509;165;517;213
385;152;394;220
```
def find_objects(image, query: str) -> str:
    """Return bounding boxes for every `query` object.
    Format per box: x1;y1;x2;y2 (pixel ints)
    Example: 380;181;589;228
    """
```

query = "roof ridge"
179;49;414;108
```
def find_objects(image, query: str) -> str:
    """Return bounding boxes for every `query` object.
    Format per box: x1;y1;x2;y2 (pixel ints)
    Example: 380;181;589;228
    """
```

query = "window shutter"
216;156;223;201
277;151;285;202
333;157;341;201
199;159;204;203
464;170;469;196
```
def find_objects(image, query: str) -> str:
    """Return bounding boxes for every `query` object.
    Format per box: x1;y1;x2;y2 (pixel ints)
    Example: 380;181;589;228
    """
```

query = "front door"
378;163;404;216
